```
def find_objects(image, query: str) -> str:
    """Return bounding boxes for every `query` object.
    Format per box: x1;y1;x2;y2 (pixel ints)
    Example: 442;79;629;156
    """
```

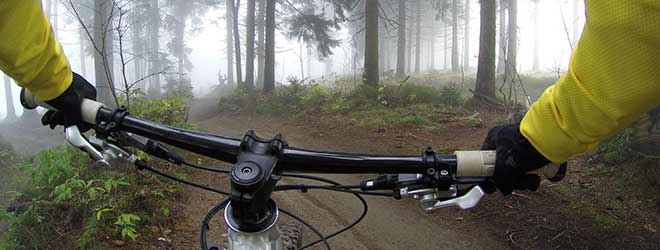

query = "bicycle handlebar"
20;88;567;249
20;89;498;177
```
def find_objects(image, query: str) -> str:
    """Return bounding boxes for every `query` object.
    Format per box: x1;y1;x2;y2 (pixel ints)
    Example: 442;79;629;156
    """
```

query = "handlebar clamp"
421;147;453;188
95;106;130;136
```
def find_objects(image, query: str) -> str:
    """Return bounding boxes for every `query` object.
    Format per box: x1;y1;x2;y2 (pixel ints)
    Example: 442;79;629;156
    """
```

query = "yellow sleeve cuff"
30;70;72;101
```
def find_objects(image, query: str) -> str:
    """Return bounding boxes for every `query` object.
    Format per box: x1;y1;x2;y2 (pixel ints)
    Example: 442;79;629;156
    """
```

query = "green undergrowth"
218;76;467;129
0;95;195;250
0;135;15;168
550;114;660;233
122;90;197;130
0;146;185;250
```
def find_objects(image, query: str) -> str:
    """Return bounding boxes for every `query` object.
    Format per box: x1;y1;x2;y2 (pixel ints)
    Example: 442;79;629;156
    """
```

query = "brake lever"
399;184;485;212
429;186;484;211
64;125;110;167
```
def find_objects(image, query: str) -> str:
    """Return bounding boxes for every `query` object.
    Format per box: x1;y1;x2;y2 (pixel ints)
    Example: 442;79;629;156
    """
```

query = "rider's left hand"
41;72;97;132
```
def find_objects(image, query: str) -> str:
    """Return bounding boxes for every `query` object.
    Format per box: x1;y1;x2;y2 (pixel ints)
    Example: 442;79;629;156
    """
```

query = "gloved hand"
41;72;97;132
480;123;551;195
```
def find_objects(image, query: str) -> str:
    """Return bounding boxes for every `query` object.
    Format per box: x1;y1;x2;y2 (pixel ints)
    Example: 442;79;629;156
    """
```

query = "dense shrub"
218;88;257;113
1;95;192;249
0;146;183;249
596;128;636;164
123;90;196;130
596;109;660;164
163;76;194;101
0;135;14;168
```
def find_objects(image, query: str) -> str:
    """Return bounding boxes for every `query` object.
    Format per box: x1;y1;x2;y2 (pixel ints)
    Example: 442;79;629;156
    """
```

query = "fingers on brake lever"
529;162;568;182
548;163;567;182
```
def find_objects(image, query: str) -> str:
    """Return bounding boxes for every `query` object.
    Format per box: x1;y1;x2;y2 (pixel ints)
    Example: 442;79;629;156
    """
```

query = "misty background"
0;0;584;118
4;2;660;250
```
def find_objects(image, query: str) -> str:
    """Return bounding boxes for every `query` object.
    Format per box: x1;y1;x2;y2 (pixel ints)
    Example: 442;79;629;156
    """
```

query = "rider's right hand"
479;123;551;195
41;72;97;132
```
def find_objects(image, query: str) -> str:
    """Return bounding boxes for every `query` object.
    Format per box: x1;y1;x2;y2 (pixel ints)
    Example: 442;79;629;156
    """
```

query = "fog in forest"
1;0;585;118
3;1;660;249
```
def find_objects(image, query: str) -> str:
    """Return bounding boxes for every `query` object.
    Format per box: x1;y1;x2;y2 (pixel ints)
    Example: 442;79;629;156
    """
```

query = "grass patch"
218;76;466;129
592;213;622;229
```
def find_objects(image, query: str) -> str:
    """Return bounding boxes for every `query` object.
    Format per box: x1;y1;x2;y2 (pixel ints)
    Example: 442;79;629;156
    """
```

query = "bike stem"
226;130;286;233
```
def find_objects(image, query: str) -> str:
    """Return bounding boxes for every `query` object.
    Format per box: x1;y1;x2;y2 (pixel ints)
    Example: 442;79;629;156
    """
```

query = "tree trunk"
324;58;333;76
263;0;275;93
147;0;161;97
382;37;389;72
172;1;191;81
131;2;143;88
298;45;305;78
256;0;265;88
245;0;256;90
497;0;506;74
348;1;366;81
378;28;384;73
306;47;312;77
532;0;540;72
406;17;413;73
451;0;459;73
225;0;235;87
349;16;362;81
475;0;497;101
444;21;448;70
414;0;421;73
230;0;243;88
430;17;435;70
79;29;87;77
93;0;115;105
463;0;470;70
3;75;17;121
505;0;517;79
363;0;379;87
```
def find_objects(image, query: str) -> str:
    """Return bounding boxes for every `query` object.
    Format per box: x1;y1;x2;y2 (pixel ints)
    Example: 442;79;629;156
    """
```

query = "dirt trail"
169;98;510;250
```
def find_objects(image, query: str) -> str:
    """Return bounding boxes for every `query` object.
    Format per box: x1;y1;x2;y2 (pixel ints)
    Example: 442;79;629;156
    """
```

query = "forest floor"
156;98;660;250
2;97;658;249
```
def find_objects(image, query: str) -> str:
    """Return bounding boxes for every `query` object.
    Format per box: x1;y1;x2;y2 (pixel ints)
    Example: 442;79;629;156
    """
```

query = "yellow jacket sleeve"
521;0;660;163
0;0;72;101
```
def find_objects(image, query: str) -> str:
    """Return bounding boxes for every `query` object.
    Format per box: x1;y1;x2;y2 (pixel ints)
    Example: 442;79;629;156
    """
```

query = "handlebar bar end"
20;88;41;110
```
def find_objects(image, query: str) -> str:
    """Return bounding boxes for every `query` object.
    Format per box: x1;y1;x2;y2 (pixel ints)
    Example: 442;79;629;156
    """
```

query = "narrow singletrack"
170;98;510;250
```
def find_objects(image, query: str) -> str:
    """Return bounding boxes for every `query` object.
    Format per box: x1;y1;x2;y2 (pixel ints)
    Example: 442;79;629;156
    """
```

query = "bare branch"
113;0;132;108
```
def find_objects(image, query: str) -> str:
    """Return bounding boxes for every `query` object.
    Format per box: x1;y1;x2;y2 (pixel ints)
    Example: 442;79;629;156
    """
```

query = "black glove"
480;123;551;195
41;72;97;131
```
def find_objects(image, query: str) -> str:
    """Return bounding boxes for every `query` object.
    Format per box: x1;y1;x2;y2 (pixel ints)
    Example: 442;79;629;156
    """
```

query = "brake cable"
139;155;380;250
136;160;230;195
275;184;395;196
138;159;336;250
183;161;230;173
278;174;370;250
